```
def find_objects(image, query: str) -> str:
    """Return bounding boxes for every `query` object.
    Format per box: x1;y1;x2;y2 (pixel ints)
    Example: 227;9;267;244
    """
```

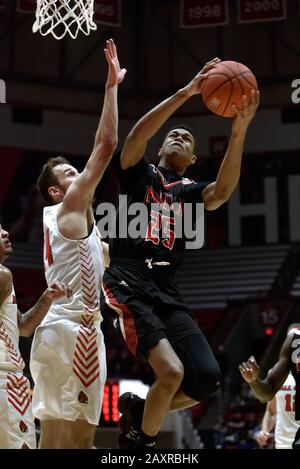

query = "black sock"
139;430;158;448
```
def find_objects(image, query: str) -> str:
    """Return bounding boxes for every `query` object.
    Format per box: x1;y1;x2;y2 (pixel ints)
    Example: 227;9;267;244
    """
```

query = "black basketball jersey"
109;155;210;269
290;332;300;420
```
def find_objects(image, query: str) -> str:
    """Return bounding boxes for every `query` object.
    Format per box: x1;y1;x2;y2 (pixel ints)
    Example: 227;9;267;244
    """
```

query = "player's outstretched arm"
63;39;126;212
121;58;221;170
201;90;260;211
18;282;72;337
239;337;291;403
239;356;273;402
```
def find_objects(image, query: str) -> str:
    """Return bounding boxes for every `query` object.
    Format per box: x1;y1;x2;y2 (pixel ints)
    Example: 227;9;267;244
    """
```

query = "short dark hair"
37;156;70;204
165;124;198;153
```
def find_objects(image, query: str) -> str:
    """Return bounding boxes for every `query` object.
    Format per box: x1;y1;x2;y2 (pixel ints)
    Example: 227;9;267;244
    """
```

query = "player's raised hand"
184;57;221;97
239;356;260;383
201;57;222;74
104;39;127;86
44;281;73;302
231;89;260;134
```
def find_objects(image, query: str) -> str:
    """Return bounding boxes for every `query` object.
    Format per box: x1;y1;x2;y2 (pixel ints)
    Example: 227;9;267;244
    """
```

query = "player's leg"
170;391;199;410
102;265;186;446
120;313;221;428
170;329;221;406
59;419;97;449
38;419;61;448
118;336;184;448
142;338;184;437
30;324;64;449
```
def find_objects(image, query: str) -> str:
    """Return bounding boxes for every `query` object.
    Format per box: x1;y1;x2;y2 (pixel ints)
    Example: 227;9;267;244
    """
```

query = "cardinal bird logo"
78;391;89;404
19;420;28;433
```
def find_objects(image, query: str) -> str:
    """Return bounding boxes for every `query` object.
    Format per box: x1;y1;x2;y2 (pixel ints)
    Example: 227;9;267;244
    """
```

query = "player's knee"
183;362;221;402
159;361;184;392
60;422;95;449
63;431;92;449
201;365;221;399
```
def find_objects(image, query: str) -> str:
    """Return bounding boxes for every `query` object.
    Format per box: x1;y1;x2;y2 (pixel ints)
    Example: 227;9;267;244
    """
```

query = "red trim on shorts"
103;282;138;356
7;373;31;416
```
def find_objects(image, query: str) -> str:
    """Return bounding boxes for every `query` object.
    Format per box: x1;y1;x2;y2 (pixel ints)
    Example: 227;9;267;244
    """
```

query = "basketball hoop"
33;0;97;40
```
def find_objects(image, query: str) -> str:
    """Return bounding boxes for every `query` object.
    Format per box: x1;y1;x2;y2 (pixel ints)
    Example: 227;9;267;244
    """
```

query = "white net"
32;0;97;40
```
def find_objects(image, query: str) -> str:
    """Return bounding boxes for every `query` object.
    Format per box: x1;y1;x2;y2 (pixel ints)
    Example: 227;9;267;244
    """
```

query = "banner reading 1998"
180;0;228;28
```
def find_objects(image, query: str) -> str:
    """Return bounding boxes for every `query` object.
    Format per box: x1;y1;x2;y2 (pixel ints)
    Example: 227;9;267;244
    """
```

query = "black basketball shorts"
100;259;221;401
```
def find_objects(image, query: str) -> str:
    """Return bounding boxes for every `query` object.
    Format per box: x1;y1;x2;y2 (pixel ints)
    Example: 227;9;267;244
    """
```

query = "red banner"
0;147;23;204
0;0;6;9
17;0;36;13
180;0;228;27
238;0;286;23
94;0;121;26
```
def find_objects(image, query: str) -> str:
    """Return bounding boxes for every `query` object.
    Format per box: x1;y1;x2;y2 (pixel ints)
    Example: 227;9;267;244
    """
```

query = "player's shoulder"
43;202;61;220
0;265;12;287
281;333;295;355
44;203;60;213
284;329;300;353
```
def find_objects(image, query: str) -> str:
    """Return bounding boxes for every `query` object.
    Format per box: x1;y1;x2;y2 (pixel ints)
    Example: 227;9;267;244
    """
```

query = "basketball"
201;61;258;118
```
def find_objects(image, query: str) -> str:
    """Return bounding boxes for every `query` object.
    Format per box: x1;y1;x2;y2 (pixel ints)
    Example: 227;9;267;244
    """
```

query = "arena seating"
6;241;291;314
290;268;300;297
176;244;290;310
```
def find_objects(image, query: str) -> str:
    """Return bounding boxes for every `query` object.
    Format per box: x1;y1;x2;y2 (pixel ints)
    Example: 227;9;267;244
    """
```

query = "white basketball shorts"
30;319;107;425
0;371;36;449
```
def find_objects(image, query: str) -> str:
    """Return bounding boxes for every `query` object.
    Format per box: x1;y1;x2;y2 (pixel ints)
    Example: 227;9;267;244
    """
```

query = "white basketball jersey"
0;284;24;372
42;204;105;323
275;373;299;449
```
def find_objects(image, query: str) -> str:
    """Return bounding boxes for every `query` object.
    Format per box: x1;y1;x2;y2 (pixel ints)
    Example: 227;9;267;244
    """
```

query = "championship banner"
17;0;36;13
94;0;121;26
238;0;286;23
180;0;228;28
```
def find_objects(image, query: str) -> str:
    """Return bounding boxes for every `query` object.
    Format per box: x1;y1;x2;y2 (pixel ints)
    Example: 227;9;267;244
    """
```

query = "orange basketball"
201;61;258;118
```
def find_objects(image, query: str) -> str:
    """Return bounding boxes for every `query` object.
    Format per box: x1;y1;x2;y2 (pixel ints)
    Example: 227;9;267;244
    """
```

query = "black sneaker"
118;432;139;449
118;392;144;427
117;393;144;449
